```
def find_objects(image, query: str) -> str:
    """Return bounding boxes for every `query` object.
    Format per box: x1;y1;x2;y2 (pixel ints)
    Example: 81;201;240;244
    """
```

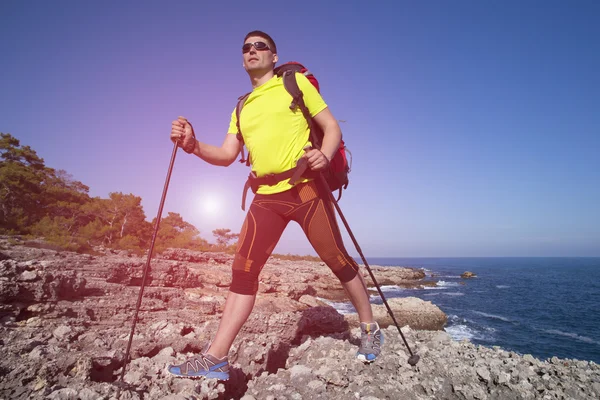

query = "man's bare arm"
171;116;241;167
312;107;342;161
192;134;241;167
301;107;342;171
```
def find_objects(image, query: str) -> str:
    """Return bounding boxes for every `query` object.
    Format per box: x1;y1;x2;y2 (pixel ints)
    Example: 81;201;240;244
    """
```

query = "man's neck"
249;70;275;89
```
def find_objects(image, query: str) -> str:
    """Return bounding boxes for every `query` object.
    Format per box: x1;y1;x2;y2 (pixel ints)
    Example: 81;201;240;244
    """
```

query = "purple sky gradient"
2;1;599;256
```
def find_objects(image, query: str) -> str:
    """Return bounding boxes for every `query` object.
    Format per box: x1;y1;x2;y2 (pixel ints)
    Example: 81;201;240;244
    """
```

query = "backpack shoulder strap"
235;92;251;165
282;71;303;109
235;92;251;139
282;71;318;145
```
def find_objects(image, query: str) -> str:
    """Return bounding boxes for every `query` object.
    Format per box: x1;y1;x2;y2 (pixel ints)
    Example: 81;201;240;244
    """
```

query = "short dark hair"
244;30;277;54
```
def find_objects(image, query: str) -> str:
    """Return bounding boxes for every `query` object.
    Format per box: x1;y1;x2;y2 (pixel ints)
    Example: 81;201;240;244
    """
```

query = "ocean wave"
380;285;403;292
437;280;460;287
446;315;496;342
423;280;461;290
472;311;512;323
448;314;466;324
544;329;600;345
316;298;355;315
445;324;489;341
442;292;464;296
496;285;510;289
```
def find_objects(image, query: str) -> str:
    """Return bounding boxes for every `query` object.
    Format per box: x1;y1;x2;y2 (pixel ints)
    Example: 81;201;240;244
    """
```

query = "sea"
327;257;600;364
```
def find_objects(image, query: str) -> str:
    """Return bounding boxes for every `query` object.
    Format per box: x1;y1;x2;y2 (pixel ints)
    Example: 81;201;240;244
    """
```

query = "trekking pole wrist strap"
182;121;197;154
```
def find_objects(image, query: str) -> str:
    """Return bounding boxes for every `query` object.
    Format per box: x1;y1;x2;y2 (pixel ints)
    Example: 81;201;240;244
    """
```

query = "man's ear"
272;53;279;64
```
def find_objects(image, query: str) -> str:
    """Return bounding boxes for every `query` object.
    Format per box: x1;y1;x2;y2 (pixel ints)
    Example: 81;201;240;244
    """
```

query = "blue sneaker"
166;353;230;380
356;322;384;363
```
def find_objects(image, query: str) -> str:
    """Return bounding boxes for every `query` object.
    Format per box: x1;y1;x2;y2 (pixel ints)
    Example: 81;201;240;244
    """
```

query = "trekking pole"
317;174;420;366
116;140;180;395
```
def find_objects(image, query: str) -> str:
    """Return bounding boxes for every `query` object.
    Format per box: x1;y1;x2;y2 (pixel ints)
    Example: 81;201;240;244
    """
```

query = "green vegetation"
211;228;239;254
271;253;322;262
1;133;222;254
0;133;322;261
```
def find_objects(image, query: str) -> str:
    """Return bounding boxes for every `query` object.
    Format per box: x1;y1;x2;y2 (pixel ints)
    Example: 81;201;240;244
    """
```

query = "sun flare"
201;194;221;215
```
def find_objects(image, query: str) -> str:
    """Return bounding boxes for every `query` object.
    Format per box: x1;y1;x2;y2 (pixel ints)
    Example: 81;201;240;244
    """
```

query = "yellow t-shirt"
228;73;327;194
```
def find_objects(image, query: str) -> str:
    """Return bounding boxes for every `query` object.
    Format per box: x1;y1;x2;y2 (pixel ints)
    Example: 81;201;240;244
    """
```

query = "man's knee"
230;254;262;295
319;253;359;283
332;263;359;283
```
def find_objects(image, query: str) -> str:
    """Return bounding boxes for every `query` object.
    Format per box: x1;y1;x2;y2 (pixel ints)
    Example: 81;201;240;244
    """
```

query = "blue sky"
1;1;599;256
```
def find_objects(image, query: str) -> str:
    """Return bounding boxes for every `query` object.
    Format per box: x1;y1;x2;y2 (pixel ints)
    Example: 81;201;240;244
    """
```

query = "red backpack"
236;62;351;209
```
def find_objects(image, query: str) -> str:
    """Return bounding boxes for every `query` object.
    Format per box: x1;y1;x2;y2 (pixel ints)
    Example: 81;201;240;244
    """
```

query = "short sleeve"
227;108;238;134
296;73;328;117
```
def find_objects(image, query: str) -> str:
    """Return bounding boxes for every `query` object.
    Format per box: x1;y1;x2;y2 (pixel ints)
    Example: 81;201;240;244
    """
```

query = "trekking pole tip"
408;354;420;366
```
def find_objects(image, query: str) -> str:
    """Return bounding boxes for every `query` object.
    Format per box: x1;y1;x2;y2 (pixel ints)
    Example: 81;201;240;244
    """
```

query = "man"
167;31;382;380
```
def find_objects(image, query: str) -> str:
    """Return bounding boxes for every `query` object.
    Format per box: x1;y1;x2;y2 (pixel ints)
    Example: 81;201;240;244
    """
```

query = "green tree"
79;192;150;247
0;133;48;232
42;170;90;224
154;212;208;252
212;228;239;251
1;133;216;255
30;169;92;241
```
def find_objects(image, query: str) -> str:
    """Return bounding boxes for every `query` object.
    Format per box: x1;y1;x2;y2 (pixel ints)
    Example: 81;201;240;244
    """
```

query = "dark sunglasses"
242;41;271;54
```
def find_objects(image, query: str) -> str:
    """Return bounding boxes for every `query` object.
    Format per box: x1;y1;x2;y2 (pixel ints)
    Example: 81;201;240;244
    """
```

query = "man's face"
242;35;278;72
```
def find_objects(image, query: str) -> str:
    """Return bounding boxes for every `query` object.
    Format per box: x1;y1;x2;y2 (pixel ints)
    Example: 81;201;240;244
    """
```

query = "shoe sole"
356;353;375;363
165;366;230;381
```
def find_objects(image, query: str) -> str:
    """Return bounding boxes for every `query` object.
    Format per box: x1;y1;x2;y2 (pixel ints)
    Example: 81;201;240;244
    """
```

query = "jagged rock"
0;259;86;303
20;270;38;281
0;237;598;400
47;388;79;400
461;271;477;278
52;325;73;341
298;294;328;308
0;276;19;302
345;297;448;331
159;248;233;265
77;388;102;400
360;266;426;286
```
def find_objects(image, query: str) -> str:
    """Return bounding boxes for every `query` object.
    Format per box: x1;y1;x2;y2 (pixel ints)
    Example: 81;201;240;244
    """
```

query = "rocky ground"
0;236;598;399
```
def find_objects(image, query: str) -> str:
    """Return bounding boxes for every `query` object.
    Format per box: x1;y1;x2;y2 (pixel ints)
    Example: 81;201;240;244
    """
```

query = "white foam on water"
445;324;476;341
424;280;461;290
545;329;600;345
446;315;496;342
437;280;460;287
496;285;510;289
472;310;512;323
316;298;355;315
380;285;403;292
442;292;465;296
423;292;440;297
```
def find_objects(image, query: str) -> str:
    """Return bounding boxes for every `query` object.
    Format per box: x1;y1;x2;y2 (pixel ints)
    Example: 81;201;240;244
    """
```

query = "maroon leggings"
230;179;359;295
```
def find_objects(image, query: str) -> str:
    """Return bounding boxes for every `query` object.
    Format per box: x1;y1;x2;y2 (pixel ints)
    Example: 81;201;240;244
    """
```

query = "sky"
1;1;599;257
